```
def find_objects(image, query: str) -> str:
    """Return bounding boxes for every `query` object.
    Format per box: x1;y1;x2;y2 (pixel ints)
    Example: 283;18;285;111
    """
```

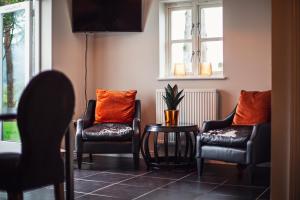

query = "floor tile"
0;156;271;200
257;188;270;200
210;184;266;199
121;176;173;189
0;192;7;200
136;188;201;200
200;163;239;177
194;193;250;200
77;156;147;172
76;194;120;200
225;167;270;187
24;188;54;200
83;172;134;183
75;179;111;193
93;184;154;200
105;169;149;176
142;169;190;180
182;172;228;184
74;169;102;179
162;181;217;194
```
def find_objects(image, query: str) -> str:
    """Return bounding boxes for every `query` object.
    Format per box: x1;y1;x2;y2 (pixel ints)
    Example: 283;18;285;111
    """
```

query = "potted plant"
163;84;184;125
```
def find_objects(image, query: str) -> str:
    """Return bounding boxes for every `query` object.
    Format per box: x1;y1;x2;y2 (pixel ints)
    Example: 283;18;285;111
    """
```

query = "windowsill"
157;75;227;81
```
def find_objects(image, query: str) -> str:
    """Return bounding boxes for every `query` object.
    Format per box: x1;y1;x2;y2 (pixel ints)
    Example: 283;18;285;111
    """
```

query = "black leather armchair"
196;107;271;178
76;100;141;169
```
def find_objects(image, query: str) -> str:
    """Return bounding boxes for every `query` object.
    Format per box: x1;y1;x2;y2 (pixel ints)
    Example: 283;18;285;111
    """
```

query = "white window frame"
197;1;223;74
0;0;40;141
159;0;225;80
166;3;194;76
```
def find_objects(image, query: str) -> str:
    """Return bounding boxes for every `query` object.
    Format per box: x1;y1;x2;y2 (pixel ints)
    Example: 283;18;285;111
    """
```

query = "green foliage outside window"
0;0;25;142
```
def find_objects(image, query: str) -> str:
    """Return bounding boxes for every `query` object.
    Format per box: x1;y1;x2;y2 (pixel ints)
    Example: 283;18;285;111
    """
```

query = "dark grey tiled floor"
0;156;270;200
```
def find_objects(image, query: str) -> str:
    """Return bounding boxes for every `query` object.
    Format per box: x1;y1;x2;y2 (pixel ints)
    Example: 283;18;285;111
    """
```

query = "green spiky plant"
163;84;184;110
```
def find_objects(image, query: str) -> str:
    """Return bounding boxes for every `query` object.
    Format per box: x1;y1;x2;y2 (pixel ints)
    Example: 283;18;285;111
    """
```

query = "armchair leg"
8;192;23;200
54;183;65;200
133;152;140;169
89;153;93;162
197;158;204;176
248;164;255;184
77;152;82;169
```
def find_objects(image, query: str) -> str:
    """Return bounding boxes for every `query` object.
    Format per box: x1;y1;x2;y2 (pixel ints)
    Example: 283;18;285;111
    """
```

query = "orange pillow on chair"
95;89;137;124
232;90;271;125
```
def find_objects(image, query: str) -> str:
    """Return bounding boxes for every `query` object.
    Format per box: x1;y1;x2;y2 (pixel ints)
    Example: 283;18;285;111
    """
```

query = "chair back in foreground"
0;70;75;199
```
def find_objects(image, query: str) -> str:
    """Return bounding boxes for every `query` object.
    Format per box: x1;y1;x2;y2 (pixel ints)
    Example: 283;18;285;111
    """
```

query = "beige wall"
92;0;271;126
52;0;271;124
52;0;95;119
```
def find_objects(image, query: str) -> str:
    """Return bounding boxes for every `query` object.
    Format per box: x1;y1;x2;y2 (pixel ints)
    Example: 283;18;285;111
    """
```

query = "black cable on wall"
84;33;88;112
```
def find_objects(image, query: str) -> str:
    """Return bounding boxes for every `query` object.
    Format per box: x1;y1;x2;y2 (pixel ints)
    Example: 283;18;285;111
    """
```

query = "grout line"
98;171;140;176
75;170;108;179
206;179;228;193
75;178;112;184
255;186;270;200
117;182;162;188
76;171;153;199
75;192;118;199
132;172;195;200
141;175;178;181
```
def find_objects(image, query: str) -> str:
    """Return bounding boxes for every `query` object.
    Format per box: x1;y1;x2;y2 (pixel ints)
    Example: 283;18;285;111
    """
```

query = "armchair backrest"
133;100;141;121
17;71;75;188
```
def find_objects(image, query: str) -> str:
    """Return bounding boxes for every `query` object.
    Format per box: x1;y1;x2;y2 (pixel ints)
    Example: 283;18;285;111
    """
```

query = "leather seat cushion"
82;123;133;141
0;153;21;191
200;126;253;148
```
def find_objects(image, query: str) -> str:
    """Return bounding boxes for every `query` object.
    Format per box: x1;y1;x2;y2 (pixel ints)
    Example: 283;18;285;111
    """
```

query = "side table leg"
154;132;159;163
164;133;169;166
141;130;152;170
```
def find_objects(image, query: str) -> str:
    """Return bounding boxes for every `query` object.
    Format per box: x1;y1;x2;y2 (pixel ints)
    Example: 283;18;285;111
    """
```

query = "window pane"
1;9;26;142
171;9;192;40
171;42;192;74
3;121;19;141
200;41;223;72
200;7;223;38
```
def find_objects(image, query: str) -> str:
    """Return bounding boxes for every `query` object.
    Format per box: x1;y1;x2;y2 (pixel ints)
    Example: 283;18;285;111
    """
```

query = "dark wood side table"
141;123;199;169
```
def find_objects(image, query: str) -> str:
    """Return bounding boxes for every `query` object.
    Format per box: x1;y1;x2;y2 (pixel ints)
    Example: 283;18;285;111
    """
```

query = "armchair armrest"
201;108;236;133
132;100;141;153
132;100;141;137
132;118;141;137
246;123;271;164
75;100;95;152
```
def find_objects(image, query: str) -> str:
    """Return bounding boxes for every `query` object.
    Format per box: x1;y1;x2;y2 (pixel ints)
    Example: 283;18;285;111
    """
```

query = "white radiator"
156;88;219;132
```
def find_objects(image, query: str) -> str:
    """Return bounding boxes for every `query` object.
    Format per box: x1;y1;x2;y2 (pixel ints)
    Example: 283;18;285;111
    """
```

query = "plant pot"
164;110;179;125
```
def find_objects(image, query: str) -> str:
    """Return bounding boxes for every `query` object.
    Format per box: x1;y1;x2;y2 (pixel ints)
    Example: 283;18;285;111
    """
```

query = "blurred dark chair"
196;107;271;179
0;71;75;200
76;100;141;169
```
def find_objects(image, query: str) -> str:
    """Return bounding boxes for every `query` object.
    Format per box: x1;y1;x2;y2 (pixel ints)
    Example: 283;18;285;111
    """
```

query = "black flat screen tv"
72;0;142;32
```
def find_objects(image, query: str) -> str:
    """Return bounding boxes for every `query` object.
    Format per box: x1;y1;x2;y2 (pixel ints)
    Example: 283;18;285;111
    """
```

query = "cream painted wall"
51;0;271;124
92;0;271;127
52;0;95;119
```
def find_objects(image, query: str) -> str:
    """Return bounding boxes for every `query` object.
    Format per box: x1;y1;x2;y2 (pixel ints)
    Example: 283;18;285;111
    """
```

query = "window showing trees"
0;0;39;142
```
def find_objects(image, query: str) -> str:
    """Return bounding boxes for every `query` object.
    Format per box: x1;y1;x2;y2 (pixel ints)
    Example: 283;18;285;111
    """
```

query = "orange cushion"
232;90;271;125
95;89;137;124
